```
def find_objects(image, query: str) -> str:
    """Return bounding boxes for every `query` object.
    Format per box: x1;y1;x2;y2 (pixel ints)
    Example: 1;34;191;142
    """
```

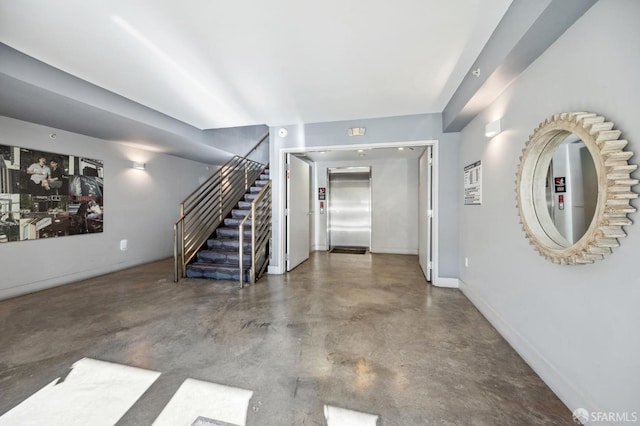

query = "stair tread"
209;235;245;240
200;249;250;255
224;219;252;226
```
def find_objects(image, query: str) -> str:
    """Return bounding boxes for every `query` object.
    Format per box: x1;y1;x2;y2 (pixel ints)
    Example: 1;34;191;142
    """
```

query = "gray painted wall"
269;113;460;278
0;116;211;299
202;124;270;165
312;158;419;254
458;0;640;415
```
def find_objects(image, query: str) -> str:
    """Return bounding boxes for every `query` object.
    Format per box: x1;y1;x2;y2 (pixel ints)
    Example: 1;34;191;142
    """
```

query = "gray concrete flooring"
0;252;573;425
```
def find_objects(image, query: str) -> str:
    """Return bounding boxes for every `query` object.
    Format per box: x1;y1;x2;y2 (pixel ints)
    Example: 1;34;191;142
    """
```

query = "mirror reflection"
542;134;598;245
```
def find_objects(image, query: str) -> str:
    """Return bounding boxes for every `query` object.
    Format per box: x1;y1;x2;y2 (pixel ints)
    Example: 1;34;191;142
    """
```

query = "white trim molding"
274;139;440;280
433;277;459;288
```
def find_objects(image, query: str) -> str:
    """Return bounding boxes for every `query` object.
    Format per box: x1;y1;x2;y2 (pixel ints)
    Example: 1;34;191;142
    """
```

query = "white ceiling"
0;0;512;130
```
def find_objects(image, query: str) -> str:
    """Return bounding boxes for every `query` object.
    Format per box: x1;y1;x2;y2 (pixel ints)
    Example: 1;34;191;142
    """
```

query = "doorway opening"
279;140;438;283
327;167;371;253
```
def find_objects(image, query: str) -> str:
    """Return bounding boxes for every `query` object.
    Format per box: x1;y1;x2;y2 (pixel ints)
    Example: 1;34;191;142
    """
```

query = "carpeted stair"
186;169;270;281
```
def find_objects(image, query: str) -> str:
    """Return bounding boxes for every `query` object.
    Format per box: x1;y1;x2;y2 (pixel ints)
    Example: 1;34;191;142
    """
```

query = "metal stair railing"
174;133;268;282
238;179;272;288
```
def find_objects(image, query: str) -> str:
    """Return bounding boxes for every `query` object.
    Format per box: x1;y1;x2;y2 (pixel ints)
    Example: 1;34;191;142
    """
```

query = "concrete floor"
0;252;573;425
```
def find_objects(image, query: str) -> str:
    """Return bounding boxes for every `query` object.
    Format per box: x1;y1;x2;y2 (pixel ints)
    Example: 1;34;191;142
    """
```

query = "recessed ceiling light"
398;147;404;151
357;149;364;153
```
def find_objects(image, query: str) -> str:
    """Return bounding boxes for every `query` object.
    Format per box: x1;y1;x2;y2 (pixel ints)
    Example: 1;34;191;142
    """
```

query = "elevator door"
328;168;371;249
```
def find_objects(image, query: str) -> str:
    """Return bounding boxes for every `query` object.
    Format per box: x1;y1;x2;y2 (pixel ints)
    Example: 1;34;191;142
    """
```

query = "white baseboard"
0;259;146;301
267;265;284;275
433;277;459;288
459;279;600;417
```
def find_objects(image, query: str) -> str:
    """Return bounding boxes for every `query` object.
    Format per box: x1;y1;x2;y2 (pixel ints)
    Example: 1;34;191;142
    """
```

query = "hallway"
0;253;572;425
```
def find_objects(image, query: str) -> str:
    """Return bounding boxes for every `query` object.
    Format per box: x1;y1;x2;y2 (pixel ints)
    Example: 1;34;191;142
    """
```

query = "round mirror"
516;112;638;264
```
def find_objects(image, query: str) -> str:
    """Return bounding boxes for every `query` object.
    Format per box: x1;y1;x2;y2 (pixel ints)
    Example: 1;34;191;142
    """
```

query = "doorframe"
274;139;450;287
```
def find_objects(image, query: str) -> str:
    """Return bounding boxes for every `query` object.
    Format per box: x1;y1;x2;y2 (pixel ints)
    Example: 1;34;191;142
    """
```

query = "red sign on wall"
318;187;326;200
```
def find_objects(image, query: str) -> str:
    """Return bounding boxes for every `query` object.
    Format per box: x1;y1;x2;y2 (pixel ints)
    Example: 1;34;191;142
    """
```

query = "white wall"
312;158;419;254
458;0;640;416
269;113;460;278
0;116;211;299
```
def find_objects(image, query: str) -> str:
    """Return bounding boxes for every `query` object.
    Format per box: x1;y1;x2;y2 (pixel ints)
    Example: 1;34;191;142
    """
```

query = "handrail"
243;133;270;161
238;180;272;288
174;133;269;282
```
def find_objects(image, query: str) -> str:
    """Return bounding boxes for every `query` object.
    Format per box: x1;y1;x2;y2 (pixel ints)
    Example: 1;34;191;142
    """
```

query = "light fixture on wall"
132;161;146;170
348;127;366;137
485;118;502;137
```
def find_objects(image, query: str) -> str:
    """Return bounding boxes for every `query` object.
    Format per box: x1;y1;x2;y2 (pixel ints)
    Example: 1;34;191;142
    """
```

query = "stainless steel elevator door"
328;168;371;249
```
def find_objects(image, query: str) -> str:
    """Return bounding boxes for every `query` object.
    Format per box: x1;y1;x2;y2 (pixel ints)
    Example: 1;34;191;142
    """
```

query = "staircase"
184;168;270;282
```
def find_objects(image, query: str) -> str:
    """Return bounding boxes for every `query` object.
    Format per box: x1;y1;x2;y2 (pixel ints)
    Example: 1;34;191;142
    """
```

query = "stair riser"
231;209;250;219
254;180;269;187
237;201;252;209
216;228;252;239
186;267;249;282
260;174;270;180
207;239;252;251
224;218;252;227
197;251;251;266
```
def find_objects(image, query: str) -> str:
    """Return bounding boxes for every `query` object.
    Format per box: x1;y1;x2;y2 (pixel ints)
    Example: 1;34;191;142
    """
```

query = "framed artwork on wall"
0;144;103;243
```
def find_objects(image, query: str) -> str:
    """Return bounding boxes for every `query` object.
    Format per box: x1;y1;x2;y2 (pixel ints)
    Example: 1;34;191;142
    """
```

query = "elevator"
327;167;371;250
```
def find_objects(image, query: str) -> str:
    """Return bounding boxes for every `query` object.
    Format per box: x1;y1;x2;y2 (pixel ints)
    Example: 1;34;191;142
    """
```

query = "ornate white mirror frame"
516;112;638;264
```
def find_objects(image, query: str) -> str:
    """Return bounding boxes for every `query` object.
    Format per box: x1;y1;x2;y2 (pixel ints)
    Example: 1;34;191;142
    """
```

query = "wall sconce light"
348;127;366;137
132;161;146;170
485;118;502;138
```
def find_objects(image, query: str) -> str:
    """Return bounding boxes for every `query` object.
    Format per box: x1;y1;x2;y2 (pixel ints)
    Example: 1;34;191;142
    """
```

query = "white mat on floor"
0;357;160;426
324;405;379;426
152;378;253;426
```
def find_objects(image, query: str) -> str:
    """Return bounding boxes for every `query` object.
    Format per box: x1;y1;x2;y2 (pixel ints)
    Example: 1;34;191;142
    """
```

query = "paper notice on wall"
464;161;482;205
